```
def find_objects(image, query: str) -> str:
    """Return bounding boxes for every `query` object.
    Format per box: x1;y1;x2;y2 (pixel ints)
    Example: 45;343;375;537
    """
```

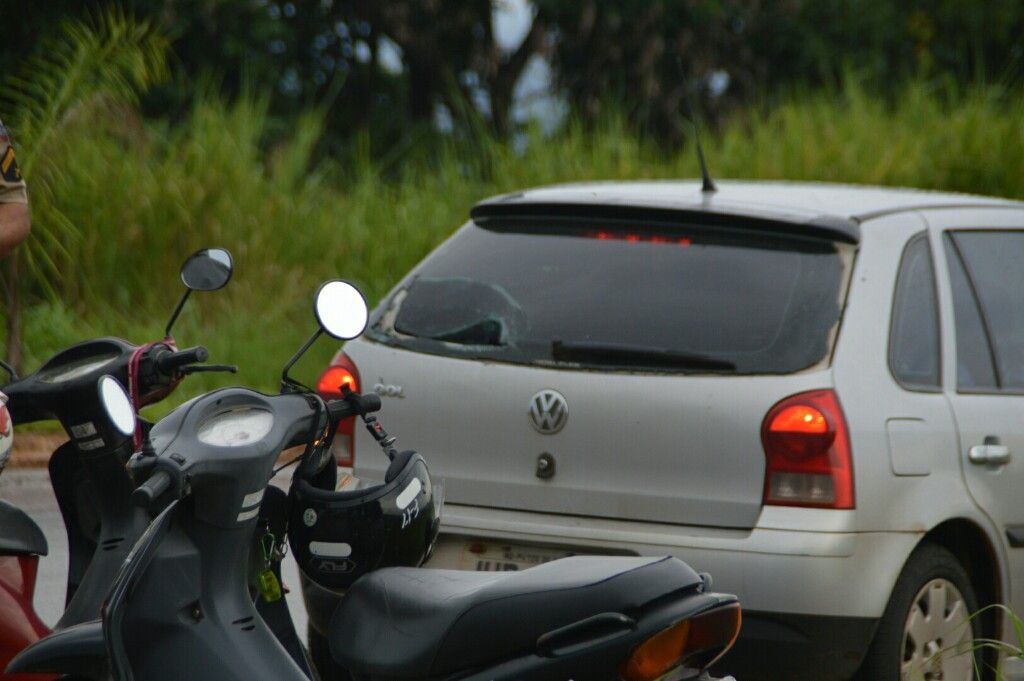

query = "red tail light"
761;390;854;509
316;351;360;467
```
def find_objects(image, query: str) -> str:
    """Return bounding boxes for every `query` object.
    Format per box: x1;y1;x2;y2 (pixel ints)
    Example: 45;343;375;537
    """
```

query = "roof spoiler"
470;200;860;245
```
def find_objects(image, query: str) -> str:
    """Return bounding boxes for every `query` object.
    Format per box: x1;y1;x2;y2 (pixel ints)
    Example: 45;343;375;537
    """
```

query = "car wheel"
308;624;354;681
855;542;981;681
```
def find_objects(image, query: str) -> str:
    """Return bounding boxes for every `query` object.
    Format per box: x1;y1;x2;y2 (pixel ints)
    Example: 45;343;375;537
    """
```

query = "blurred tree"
1;1;1022;153
0;9;168;369
535;0;1024;144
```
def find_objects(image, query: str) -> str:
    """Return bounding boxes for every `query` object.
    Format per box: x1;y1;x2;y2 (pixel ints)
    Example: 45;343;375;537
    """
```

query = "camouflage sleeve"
0;118;27;204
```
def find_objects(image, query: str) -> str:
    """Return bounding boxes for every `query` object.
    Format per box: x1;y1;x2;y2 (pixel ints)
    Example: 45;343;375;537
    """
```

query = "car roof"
471;180;1024;244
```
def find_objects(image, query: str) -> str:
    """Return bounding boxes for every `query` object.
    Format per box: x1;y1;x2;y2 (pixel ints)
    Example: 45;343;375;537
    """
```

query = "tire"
855;542;982;681
308;624;354;681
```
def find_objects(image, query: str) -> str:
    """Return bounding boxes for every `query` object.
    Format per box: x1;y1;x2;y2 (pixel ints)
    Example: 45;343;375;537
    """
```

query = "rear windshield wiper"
551;340;736;372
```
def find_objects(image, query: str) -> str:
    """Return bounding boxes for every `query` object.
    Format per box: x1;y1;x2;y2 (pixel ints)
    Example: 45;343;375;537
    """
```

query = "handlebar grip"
133;470;172;508
357;394;382;413
156;346;209;374
326;393;381;420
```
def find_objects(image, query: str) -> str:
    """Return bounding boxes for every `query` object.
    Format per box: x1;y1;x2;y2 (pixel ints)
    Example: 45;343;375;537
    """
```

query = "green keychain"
257;531;283;603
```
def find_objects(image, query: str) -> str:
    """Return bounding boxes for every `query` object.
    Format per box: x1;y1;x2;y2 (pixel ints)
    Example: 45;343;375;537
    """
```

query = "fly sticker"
70;422;98;438
235;487;266;523
401;498;421;529
236;507;260;523
241;489;265;509
310;541;352;558
313;557;356;574
395;478;422;510
77;436;105;451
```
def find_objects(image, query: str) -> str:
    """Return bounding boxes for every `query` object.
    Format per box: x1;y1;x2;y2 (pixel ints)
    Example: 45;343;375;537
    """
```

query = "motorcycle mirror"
314;280;368;340
181;248;233;292
164;247;234;338
97;375;136;438
0;358;16;383
281;279;368;391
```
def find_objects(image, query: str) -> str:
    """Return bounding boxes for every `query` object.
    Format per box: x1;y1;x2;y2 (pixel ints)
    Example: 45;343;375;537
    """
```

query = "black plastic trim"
470;201;861;244
1006;526;1024;548
0;499;48;556
714;610;878;681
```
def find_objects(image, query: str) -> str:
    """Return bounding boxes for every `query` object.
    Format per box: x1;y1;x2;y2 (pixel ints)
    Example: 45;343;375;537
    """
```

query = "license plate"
460;540;573;571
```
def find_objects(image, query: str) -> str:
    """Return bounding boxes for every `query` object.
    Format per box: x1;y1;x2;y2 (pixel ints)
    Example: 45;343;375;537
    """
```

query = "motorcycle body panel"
0;555;55;681
0;501;46;557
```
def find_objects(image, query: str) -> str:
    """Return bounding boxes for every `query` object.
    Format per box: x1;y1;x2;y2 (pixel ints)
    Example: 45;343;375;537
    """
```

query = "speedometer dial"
197;407;274;447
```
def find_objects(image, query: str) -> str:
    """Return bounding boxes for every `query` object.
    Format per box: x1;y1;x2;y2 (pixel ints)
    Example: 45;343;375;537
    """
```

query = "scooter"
0;248;237;680
8;280;742;681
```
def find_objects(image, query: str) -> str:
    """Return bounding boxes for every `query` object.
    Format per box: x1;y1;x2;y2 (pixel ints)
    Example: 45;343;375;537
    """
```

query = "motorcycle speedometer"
197;407;274;447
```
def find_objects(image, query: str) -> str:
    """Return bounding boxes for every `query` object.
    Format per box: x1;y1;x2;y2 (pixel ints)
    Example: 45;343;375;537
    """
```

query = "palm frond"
1;7;168;288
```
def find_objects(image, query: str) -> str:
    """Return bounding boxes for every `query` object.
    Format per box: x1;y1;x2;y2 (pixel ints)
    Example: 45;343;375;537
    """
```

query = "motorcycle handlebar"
328;392;381;421
156;346;209;375
132;470;172;508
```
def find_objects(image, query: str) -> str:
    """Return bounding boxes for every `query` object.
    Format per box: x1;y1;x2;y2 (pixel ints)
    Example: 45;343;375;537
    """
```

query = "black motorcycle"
9;280;741;681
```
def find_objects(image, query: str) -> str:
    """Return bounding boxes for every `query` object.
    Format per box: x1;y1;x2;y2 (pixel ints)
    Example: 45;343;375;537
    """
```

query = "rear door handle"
969;444;1012;465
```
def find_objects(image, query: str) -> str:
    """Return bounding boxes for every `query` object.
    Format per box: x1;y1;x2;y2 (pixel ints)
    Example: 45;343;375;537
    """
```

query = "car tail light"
316;351;360;467
584;230;691;246
621;604;742;681
761;389;854;509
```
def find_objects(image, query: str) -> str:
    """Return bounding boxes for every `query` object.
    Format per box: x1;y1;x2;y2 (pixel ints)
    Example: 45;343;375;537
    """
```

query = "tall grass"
6;80;1024;421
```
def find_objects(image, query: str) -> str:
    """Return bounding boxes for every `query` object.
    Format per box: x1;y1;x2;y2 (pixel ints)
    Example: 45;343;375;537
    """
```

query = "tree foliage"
2;1;1023;152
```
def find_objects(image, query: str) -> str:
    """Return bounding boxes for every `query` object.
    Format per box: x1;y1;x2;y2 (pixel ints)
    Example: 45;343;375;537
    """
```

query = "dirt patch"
8;433;68;468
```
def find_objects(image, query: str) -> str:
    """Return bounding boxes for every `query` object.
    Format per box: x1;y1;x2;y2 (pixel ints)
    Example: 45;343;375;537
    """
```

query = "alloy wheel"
901;578;974;680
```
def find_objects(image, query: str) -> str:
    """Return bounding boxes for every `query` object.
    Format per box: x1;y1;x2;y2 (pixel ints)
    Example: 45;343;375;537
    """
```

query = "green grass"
6;80;1024;422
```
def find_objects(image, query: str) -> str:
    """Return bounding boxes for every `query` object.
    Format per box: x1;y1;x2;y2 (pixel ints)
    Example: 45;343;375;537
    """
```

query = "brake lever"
179;364;238;375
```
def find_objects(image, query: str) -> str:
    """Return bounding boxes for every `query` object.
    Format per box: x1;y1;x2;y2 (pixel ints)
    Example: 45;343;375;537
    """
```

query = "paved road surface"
0;468;309;639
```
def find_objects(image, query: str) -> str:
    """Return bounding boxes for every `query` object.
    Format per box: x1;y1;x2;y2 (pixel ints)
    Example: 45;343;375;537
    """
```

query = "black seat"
329;555;701;679
5;619;107;677
0;500;47;556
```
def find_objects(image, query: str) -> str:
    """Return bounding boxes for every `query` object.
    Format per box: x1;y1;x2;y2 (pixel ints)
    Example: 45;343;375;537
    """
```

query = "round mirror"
180;248;233;291
315;280;369;340
98;375;136;437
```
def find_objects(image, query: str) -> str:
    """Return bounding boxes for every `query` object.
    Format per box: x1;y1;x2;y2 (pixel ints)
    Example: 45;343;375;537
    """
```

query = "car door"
928;208;1024;615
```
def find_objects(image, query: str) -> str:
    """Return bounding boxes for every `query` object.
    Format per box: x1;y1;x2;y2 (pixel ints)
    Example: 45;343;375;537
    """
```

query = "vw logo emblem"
529;389;568;434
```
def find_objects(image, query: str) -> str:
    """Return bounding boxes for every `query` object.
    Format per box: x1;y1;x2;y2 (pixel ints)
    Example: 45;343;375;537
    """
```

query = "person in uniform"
0;118;29;257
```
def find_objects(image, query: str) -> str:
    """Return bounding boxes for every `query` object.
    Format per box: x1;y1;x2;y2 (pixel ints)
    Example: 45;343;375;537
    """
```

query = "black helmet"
288;449;442;591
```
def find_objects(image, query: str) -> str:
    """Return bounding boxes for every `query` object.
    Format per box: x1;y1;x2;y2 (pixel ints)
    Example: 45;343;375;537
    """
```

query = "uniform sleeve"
0;119;27;204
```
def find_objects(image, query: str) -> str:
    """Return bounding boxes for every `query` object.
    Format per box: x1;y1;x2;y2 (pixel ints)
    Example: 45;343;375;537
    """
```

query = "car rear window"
368;220;853;374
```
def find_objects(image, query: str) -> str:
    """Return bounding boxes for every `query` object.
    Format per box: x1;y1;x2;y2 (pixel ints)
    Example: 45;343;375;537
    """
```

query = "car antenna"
677;58;717;194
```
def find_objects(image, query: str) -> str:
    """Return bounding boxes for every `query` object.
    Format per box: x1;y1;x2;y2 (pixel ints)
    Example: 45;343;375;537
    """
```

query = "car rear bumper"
427;502;923;678
715;610;877;681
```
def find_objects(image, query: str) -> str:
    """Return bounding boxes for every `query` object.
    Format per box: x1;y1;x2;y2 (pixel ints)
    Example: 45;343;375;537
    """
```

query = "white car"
319;181;1024;680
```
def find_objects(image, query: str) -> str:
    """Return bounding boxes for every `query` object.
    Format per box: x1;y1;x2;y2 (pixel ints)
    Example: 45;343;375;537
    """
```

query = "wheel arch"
922;517;1003;642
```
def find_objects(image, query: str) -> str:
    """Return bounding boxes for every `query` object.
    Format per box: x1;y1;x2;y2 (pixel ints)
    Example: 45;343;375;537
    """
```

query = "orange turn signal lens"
621;604;741;681
768;405;828;434
316;365;357;398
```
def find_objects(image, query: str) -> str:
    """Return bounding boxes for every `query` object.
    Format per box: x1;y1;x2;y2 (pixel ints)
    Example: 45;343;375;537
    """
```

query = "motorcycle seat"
0;499;47;556
5;619;107;677
329;555;701;679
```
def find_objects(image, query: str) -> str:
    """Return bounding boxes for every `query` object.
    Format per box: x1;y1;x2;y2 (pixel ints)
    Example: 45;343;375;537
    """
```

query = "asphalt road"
0;467;309;639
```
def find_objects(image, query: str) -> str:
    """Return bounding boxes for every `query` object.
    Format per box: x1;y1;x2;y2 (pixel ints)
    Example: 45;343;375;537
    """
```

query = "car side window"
946;230;1024;391
943;235;997;390
889;233;941;390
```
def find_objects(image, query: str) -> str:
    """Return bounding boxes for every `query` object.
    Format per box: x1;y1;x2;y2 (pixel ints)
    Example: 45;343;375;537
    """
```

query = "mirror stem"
281;328;322;392
164;289;192;339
